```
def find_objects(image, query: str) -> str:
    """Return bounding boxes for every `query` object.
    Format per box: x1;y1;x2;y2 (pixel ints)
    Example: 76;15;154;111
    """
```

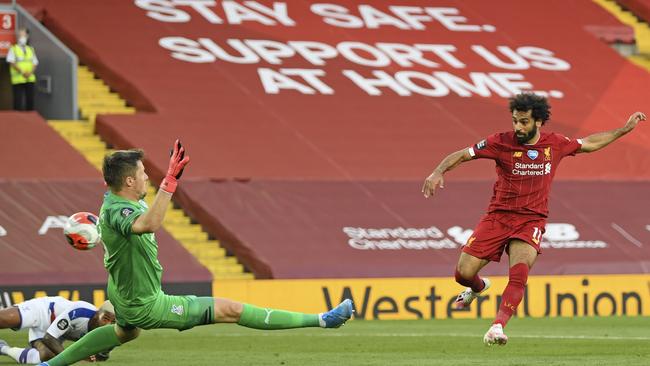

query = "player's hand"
94;350;111;362
422;170;444;198
160;139;190;194
623;112;646;132
168;139;189;179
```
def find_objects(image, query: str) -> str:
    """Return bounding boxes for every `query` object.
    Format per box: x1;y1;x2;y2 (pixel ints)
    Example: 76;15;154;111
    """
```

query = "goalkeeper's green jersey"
98;191;163;315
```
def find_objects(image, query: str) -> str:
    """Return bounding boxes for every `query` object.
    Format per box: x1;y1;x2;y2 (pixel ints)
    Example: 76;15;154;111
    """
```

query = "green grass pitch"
1;317;649;365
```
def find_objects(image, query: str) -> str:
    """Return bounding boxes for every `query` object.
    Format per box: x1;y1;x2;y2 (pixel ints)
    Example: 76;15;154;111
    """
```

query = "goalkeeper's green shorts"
116;294;214;331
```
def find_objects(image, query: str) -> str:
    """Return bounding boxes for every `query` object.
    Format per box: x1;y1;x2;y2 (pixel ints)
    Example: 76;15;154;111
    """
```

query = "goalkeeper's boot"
320;299;353;328
484;323;508;346
0;339;7;354
454;277;491;309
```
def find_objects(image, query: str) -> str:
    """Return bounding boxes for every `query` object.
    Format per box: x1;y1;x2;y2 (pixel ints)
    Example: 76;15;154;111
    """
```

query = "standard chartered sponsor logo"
343;223;607;250
343;226;464;250
512;162;551;176
515;162;544;169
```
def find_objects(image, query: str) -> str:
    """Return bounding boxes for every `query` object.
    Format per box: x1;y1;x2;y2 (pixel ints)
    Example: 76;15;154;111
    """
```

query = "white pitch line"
611;223;643;247
214;332;650;341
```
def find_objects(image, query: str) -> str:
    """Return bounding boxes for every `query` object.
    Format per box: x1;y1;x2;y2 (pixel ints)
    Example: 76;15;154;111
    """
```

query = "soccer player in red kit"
421;93;646;345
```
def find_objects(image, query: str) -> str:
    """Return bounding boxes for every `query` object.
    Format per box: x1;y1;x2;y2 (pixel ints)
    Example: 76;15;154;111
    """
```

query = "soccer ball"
63;212;100;250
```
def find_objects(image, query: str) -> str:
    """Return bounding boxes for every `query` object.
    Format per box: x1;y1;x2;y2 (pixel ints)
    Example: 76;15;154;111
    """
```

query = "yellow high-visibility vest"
9;45;36;85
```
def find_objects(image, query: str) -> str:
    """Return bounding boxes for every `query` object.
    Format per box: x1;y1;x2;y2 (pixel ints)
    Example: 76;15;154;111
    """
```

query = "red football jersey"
468;131;582;217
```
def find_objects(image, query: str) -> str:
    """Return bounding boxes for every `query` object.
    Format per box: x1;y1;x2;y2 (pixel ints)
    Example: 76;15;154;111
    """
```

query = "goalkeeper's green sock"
237;304;320;329
43;325;121;366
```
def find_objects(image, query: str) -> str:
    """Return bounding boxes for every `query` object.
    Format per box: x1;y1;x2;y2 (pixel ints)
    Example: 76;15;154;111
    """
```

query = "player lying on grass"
39;140;353;366
0;296;115;363
422;93;645;345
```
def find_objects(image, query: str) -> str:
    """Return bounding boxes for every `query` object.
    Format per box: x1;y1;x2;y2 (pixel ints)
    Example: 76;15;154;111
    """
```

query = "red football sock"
454;269;485;293
494;263;529;327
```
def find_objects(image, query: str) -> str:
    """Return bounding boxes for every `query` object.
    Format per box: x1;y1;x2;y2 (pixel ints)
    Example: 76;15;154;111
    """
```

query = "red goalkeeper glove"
160;139;190;194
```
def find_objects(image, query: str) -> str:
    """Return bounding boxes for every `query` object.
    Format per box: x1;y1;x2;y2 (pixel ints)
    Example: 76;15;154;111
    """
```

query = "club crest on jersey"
544;147;552;161
121;208;134;217
476;139;487;150
527;150;539;160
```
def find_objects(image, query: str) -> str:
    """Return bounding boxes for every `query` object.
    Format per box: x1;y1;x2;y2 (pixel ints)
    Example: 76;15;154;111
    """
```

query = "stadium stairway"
595;0;650;69
48;65;253;280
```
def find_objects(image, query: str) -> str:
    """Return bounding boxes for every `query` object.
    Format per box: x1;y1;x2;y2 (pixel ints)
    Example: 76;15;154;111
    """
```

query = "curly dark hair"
102;149;144;191
509;93;551;125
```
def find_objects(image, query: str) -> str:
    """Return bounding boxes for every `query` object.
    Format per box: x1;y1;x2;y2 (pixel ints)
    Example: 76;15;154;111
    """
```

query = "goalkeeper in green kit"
39;140;353;366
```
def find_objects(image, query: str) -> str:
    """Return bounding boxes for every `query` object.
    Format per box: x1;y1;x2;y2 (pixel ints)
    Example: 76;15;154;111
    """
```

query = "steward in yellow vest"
9;44;36;84
6;28;38;111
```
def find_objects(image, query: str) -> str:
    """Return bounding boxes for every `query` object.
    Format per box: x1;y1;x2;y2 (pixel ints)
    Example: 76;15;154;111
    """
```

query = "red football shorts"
462;212;546;262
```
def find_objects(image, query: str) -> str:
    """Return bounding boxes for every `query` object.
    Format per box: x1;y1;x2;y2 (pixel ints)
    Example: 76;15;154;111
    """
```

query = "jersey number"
531;227;543;244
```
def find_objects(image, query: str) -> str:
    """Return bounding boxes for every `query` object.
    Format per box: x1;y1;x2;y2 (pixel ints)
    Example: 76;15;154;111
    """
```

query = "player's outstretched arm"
41;334;98;362
422;148;473;198
132;139;190;234
579;112;646;153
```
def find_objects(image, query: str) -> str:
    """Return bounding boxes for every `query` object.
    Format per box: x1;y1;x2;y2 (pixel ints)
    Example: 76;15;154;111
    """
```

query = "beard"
515;124;538;144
